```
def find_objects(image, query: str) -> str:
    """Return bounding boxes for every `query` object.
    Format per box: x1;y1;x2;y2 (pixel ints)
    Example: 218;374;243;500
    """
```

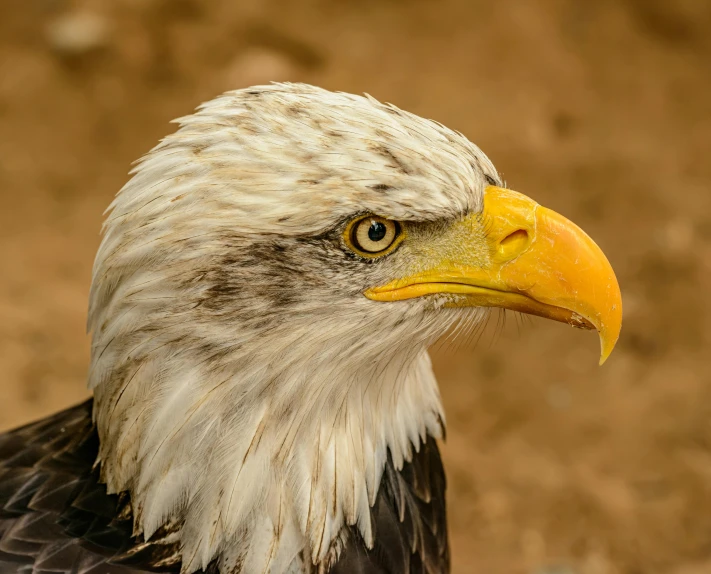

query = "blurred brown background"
1;1;710;572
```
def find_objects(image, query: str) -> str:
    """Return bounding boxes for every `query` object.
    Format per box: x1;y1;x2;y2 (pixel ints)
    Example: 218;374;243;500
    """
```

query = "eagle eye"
345;215;403;258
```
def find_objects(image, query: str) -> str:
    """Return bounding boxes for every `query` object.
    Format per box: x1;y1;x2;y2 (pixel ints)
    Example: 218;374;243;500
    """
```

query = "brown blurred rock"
46;12;109;56
662;217;694;254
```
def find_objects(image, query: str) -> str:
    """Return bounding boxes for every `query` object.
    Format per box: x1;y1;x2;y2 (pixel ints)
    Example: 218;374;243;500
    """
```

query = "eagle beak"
365;186;622;364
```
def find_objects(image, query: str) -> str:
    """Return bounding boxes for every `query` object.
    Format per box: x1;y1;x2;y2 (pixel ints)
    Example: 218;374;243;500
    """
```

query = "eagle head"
87;83;621;573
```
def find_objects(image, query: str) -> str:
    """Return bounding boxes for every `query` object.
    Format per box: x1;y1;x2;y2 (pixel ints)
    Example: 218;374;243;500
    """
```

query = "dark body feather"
332;439;449;574
0;402;449;574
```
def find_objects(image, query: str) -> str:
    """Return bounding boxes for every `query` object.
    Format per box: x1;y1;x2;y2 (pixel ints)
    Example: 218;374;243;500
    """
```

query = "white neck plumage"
90;309;448;573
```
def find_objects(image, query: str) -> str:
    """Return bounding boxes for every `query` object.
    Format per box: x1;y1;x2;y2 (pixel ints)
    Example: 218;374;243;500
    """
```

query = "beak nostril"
496;229;530;259
500;229;529;248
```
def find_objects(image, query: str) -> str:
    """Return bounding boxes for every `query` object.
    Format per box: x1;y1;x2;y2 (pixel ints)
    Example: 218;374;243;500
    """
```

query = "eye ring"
344;215;404;258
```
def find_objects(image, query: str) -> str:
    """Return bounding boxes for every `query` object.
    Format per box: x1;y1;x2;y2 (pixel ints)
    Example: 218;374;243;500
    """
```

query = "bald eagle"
0;84;621;574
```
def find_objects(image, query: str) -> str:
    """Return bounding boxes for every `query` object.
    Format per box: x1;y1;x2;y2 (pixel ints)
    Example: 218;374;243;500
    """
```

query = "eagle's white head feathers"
88;84;499;573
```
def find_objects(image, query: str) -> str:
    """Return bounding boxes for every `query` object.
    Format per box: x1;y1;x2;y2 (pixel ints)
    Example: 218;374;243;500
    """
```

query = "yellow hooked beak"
365;186;622;364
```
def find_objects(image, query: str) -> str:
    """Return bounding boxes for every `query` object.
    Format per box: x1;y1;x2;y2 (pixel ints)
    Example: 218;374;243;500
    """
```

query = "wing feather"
0;402;181;574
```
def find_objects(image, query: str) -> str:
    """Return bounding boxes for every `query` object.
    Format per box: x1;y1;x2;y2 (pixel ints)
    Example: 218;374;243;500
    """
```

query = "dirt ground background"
1;1;711;572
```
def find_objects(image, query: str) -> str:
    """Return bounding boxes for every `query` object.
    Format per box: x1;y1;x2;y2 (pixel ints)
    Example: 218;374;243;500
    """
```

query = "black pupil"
368;221;387;242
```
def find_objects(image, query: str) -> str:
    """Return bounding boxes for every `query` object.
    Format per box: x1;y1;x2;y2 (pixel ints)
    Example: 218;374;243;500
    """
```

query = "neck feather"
91;318;445;573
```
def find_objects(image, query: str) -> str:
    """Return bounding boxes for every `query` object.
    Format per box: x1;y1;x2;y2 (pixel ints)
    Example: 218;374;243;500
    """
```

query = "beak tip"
595;279;623;367
598;343;613;366
597;320;621;366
